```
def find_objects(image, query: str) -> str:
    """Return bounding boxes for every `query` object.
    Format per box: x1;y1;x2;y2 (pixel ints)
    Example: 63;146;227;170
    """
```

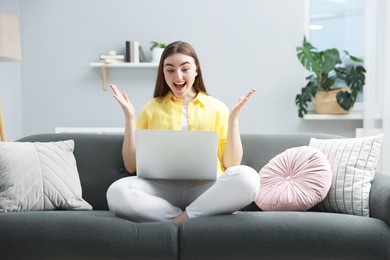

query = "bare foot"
171;211;189;225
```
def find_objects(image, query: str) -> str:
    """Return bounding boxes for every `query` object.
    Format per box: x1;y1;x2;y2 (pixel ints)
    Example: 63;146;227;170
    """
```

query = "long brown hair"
153;41;207;98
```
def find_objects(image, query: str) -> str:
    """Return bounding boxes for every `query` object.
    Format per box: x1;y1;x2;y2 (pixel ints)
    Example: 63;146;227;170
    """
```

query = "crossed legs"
106;165;259;224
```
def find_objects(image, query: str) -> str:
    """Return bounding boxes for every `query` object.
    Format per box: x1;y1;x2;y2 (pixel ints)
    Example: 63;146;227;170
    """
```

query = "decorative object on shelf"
313;87;351;114
295;37;366;118
0;12;22;141
99;50;125;64
150;41;166;63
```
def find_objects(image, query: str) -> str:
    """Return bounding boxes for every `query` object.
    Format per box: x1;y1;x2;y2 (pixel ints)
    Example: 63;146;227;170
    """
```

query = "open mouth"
174;82;186;89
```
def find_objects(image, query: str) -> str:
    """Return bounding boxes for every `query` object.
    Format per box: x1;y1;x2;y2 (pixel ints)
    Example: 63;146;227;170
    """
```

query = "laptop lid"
135;130;218;180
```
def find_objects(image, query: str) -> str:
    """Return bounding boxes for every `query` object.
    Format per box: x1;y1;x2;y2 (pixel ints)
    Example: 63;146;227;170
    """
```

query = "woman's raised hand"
223;88;256;168
230;89;256;120
110;84;136;120
110;84;137;173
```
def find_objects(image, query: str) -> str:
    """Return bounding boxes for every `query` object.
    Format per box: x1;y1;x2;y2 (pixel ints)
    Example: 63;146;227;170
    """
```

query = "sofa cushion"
180;212;390;260
0;140;92;212
309;134;383;216
256;146;332;211
0;211;179;259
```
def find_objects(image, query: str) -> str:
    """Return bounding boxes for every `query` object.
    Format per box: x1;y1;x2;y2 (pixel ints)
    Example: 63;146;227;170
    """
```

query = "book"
100;58;125;64
125;41;131;62
139;46;148;62
133;41;140;63
100;54;125;59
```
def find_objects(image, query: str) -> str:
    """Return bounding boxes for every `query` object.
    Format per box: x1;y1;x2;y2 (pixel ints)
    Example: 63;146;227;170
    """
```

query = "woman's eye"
166;69;174;73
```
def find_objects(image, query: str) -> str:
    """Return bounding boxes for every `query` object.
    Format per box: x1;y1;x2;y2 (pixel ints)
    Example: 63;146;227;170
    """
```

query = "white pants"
106;165;260;222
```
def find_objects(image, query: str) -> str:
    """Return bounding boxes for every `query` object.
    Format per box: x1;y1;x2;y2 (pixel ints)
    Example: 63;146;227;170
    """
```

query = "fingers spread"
234;88;256;112
245;88;256;99
111;84;129;102
110;84;118;92
240;88;256;102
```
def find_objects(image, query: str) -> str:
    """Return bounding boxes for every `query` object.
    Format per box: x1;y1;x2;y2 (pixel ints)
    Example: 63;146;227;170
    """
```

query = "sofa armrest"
370;173;390;227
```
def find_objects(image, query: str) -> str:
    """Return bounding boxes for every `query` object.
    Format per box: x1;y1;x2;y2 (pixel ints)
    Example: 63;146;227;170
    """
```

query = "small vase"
152;48;164;63
314;87;351;114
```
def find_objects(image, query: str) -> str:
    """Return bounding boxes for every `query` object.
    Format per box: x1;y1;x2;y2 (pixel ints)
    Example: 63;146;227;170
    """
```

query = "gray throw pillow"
0;140;92;212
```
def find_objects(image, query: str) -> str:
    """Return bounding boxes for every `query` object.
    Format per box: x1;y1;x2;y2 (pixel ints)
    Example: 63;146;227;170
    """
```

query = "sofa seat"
0;210;178;260
180;211;390;260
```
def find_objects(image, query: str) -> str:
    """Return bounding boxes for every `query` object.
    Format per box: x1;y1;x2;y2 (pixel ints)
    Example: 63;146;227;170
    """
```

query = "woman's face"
163;53;198;102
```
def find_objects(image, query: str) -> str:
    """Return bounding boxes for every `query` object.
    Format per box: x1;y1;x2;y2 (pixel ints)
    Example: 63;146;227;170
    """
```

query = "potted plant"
295;37;366;118
150;41;167;63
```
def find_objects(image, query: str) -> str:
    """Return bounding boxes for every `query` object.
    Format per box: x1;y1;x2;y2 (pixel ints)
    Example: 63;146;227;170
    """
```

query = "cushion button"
119;168;125;174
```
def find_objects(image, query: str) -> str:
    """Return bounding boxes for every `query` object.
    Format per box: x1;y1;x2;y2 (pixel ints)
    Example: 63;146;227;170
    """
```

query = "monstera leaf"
296;41;320;72
296;39;341;79
336;90;354;111
346;66;366;92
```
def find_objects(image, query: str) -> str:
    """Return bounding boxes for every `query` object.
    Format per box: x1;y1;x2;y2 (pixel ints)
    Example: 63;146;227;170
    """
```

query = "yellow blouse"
136;91;229;176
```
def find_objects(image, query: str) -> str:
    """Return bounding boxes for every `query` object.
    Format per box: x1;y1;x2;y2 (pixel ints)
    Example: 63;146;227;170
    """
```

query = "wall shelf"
303;102;364;120
89;62;158;90
303;111;363;120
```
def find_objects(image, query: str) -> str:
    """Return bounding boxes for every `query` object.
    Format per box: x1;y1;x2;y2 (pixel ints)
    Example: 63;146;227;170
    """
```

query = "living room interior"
1;1;389;259
0;0;389;167
4;0;387;172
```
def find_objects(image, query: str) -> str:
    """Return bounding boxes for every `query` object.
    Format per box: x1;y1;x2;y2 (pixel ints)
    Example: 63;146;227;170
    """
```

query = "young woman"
106;41;259;224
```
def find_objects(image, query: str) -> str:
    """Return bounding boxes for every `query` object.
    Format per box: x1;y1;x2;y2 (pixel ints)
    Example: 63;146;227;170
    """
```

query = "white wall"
0;0;22;141
3;0;362;140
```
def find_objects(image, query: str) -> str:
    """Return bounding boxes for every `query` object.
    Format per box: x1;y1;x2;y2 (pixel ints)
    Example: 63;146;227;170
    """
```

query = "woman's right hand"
111;84;137;173
110;84;136;120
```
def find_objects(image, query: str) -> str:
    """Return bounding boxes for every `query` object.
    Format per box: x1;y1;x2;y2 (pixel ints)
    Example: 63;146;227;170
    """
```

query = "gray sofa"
1;133;389;260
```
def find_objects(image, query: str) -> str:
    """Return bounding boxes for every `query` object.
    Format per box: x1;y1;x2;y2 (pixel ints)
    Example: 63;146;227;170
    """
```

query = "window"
308;0;364;59
306;0;365;103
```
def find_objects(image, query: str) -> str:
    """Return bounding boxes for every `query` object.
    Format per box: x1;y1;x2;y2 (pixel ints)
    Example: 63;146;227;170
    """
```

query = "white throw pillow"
0;140;92;212
309;134;383;216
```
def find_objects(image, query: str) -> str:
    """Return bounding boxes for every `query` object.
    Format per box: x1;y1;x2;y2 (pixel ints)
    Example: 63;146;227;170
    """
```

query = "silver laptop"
135;130;218;180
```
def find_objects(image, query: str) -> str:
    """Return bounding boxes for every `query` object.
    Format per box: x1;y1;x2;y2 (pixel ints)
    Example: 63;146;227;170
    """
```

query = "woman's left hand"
230;89;256;120
223;88;256;168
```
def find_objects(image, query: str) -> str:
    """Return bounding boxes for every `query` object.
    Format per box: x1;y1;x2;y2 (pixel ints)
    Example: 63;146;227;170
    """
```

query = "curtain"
364;0;390;175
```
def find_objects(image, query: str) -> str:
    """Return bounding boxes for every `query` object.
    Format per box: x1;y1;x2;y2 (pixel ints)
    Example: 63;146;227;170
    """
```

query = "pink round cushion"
256;146;332;211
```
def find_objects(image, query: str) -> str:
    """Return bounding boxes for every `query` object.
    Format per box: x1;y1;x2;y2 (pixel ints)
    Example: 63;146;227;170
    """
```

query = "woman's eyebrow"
164;61;191;67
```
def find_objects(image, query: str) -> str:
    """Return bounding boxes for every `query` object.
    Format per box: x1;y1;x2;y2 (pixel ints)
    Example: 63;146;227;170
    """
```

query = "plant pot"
314;88;351;114
152;48;164;63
